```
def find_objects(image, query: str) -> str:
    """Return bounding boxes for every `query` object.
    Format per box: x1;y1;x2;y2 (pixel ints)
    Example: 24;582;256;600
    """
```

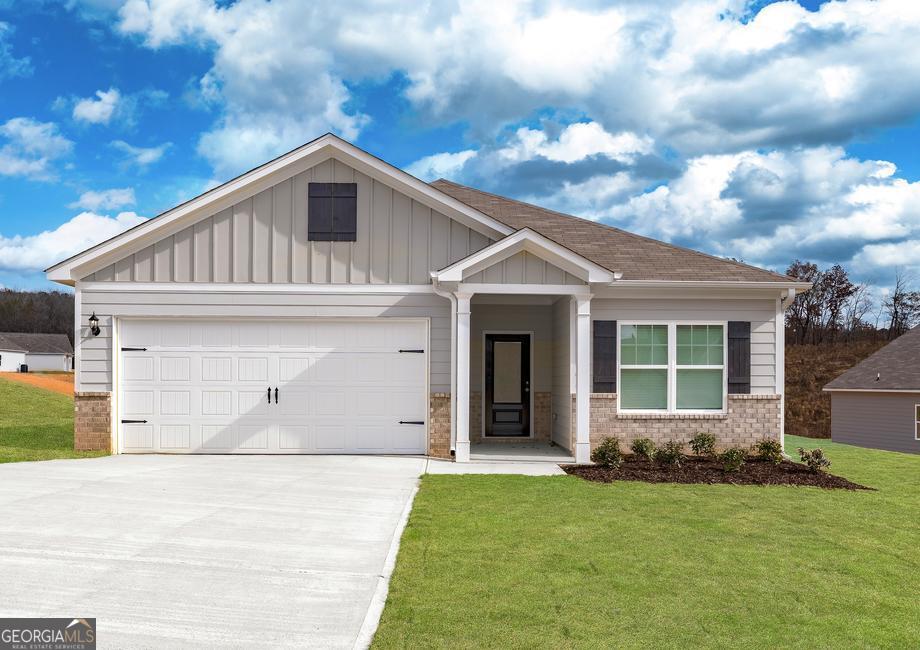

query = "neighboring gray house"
46;134;809;459
824;327;920;454
0;332;73;372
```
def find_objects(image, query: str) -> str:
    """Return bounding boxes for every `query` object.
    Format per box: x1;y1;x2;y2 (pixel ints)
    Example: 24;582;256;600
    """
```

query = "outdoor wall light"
89;312;100;337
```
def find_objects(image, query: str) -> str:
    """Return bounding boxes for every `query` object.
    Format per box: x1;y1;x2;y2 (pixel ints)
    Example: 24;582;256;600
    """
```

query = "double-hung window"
618;322;726;412
915;405;920;441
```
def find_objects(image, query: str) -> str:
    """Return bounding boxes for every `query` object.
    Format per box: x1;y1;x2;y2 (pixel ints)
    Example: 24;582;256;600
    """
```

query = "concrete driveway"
0;455;425;649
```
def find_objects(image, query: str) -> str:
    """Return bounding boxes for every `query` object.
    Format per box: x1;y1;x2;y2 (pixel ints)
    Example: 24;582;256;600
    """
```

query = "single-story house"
45;134;809;460
824;327;920;454
0;332;73;372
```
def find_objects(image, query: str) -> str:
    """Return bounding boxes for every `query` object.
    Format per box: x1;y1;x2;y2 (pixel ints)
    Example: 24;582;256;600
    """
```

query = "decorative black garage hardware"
398;420;425;425
121;347;147;352
398;349;424;353
121;419;148;424
274;387;279;403
267;387;272;404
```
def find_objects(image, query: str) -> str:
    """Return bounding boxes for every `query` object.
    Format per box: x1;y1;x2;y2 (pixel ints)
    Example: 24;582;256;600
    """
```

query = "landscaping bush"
630;437;656;461
719;447;747;472
755;439;784;464
654;440;684;468
689;431;716;456
591;437;623;469
798;447;831;473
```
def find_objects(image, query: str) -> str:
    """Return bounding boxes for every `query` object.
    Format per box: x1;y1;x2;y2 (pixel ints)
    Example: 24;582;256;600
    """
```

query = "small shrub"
689;431;716;456
591;437;623;468
654;440;684;468
755;438;783;464
719;447;747;473
630;437;656;461
798;447;831;473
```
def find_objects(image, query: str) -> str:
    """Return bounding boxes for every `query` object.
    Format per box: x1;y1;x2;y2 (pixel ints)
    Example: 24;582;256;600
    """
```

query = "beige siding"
77;289;451;393
465;251;585;285
591;298;777;394
831;392;920;454
551;297;572;449
87;158;494;285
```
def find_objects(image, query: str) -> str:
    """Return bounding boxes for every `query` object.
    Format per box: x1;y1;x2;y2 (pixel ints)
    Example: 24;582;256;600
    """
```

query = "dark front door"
485;333;530;437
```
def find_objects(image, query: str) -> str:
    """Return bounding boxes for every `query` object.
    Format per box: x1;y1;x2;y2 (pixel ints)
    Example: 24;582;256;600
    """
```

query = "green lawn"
374;435;920;649
0;377;107;463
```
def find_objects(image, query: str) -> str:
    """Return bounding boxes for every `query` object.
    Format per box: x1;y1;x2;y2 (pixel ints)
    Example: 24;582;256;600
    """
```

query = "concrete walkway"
0;455;425;649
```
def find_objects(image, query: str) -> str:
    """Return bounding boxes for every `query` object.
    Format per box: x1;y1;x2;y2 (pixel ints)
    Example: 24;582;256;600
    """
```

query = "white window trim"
617;320;727;415
915;404;919;441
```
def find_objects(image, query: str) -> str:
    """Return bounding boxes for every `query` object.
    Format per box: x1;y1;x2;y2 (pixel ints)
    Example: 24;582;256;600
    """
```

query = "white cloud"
0;211;146;271
115;0;920;167
0;117;73;180
111;139;171;167
68;187;136;211
406;150;476;180
72;87;121;124
0;21;31;81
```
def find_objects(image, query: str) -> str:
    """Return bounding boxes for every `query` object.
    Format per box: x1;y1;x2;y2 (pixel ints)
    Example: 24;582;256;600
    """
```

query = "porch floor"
469;441;574;463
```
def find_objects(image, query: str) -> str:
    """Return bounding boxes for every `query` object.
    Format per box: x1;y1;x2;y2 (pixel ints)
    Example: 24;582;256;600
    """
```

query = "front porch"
469;440;575;463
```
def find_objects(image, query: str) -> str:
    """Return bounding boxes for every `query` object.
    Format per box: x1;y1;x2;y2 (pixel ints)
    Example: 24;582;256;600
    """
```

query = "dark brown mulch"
561;456;872;490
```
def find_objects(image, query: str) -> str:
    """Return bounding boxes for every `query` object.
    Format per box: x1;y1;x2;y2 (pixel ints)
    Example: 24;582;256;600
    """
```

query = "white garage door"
118;319;428;454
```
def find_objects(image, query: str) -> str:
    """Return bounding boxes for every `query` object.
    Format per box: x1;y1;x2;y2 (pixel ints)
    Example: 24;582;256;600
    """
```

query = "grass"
0;376;107;463
374;435;920;649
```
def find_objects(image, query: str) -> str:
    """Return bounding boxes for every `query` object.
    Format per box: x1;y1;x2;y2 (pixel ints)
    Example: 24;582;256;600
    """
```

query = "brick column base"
429;393;452;458
75;392;112;452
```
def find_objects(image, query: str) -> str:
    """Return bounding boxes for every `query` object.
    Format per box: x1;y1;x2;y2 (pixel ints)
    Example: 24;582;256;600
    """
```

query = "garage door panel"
277;389;310;416
315;424;347;451
239;424;269;450
238;357;269;382
124;424;154;449
123;391;154;417
202;357;232;382
201;390;232;416
279;425;310;450
160;425;190;450
120;319;427;455
160;357;191;382
124;356;154;382
160;391;190;416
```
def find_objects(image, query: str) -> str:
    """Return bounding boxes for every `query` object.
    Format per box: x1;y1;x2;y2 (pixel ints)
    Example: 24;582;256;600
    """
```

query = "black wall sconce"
89;312;100;337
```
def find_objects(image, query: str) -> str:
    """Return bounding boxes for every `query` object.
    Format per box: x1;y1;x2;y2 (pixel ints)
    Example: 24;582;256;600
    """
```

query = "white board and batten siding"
465;251;585;286
591;298;778;394
87;159;495;286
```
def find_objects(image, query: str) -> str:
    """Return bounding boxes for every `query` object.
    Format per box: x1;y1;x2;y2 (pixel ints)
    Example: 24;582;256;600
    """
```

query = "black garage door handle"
121;419;148;424
398;420;424;425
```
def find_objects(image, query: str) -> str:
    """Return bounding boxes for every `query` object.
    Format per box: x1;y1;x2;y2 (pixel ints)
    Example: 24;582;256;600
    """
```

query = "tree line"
0;289;75;345
785;261;919;345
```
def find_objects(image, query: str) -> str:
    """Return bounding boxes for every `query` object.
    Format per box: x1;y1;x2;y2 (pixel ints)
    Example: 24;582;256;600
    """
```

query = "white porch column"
575;295;592;464
454;292;473;462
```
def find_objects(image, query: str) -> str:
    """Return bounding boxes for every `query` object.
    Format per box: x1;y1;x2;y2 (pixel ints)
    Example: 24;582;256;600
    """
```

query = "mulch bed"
561;456;872;490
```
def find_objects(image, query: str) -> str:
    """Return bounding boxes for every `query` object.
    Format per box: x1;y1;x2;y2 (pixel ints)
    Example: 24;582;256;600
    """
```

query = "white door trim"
481;330;535;440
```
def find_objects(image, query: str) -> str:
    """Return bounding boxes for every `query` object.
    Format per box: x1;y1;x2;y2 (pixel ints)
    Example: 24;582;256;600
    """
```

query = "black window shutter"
727;321;751;394
593;320;617;393
308;182;356;241
331;183;357;241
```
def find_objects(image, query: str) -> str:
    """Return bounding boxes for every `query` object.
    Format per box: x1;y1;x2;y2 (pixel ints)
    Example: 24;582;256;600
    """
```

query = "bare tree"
883;270;920;338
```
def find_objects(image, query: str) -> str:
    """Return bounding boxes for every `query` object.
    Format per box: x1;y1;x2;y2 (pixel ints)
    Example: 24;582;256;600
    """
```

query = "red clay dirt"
0;372;74;397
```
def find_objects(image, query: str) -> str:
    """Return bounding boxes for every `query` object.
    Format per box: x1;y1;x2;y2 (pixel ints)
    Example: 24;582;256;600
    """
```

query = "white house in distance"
45;134;810;460
0;332;74;372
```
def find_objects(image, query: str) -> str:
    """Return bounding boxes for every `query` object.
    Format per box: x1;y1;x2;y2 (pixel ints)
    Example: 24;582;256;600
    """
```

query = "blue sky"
1;0;919;294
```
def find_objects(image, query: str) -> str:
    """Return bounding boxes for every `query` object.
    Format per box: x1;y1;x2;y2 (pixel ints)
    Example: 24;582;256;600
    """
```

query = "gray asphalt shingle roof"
0;332;73;355
824;327;920;391
431;178;796;283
